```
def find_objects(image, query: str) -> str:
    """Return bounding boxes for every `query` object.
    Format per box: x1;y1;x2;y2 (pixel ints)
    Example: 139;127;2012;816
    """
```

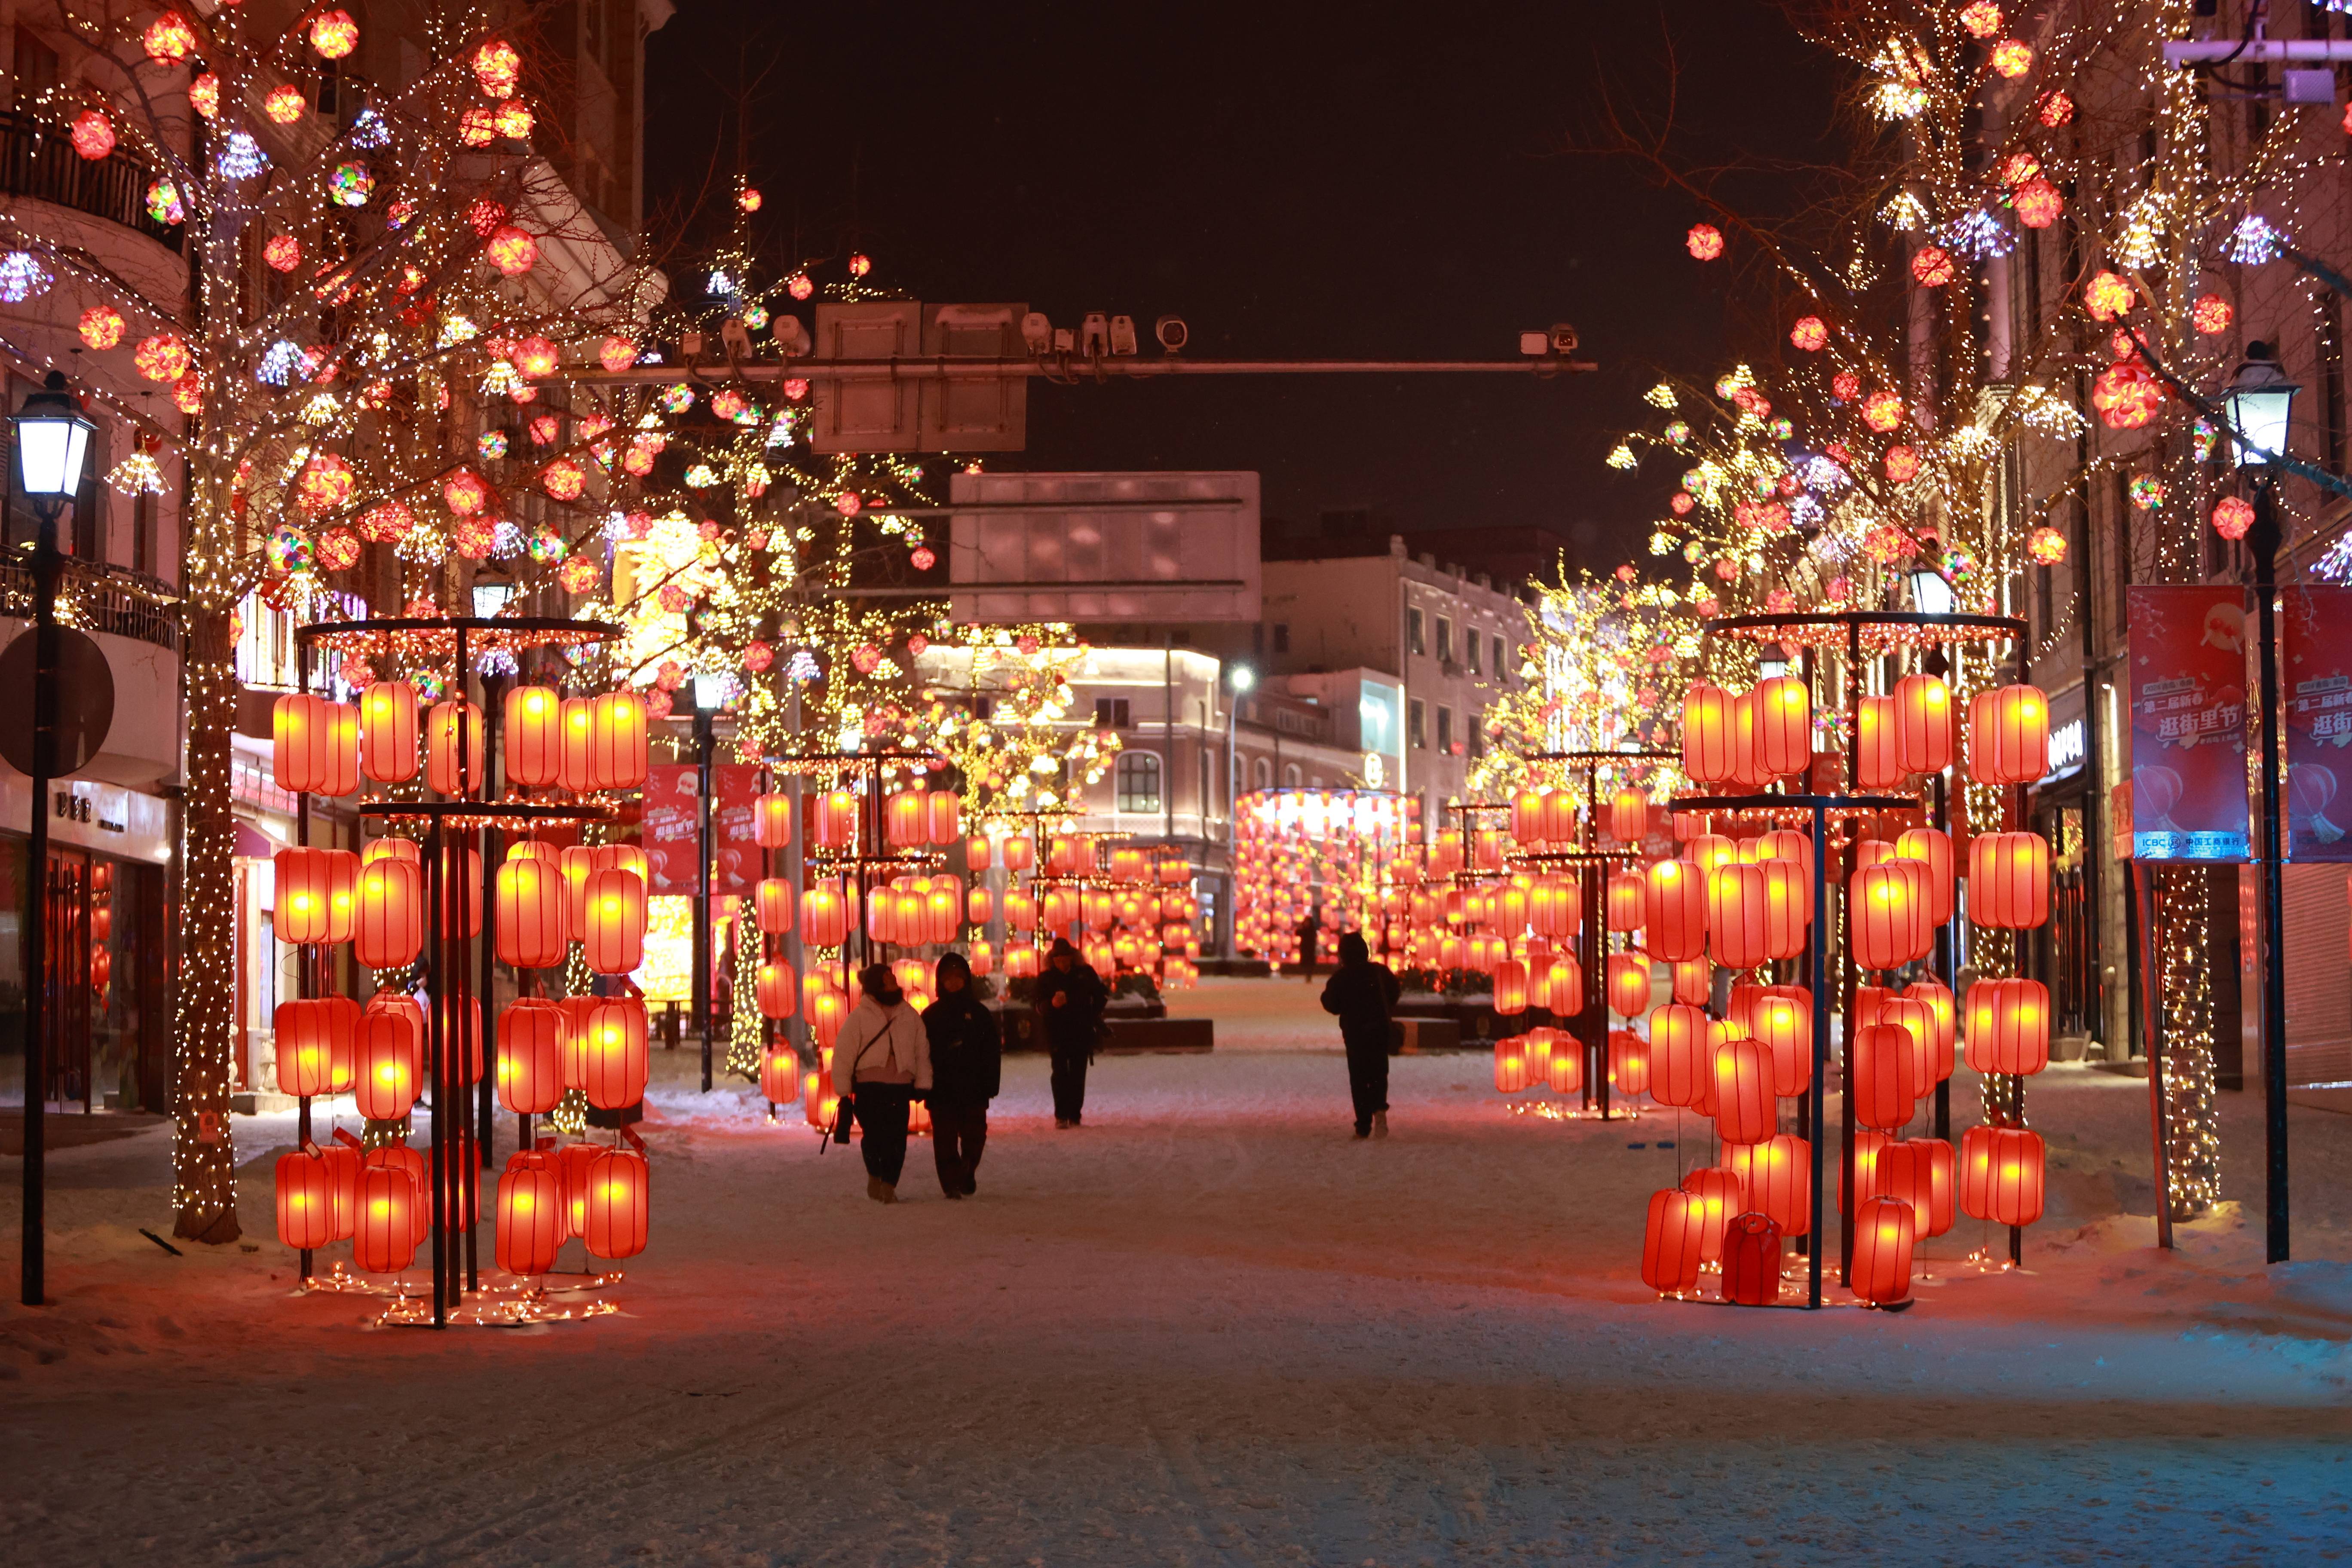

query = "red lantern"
496;1155;564;1275
273;847;358;945
320;1142;361;1239
1544;955;1583;1016
1643;859;1708;962
1842;1129;1893;1209
1509;788;1546;845
1605;872;1645;933
360;681;419;783
273;694;361;796
1959;1124;2044;1225
589;691;649;790
1851;1195;1916;1304
1492;958;1529;1017
1969;831;2050;929
1649;1003;1708;1106
756;792;794;848
352;1167;418;1273
1851;1022;1921;1131
1753;676;1810;777
426;699;485;796
1713;1036;1775;1144
583;867;646;974
757;961;798;1019
1894;827;1954;924
1683;681;1735;781
555;1142;601;1236
1609;1028;1650;1096
494;998;565;1114
927;792;961;845
760;1047;797;1102
1879;995;1942;1088
755;878;795;936
1856;695;1902;789
1493;1037;1531;1093
354;857;423;970
582;1148;650;1259
1850;862;1930;969
1876;1138;1955;1237
274;1150;336;1250
814;790;860;849
1679;1167;1741;1262
802;880;851;946
1893;674;1954;775
495;856;568;968
1608;787;1650;846
1722;1133;1811;1236
355;1005;421;1120
1721;1211;1784;1305
581;998;649;1108
1903;979;1957;1079
1640;1189;1708;1293
887;790;927;848
275;996;358;1098
1751;990;1810;1096
1707;862;1768;971
1964;977;2051;1075
503;685;564;787
1670;956;1710;1007
1968;685;2049;784
1758;858;1808;957
1606;953;1651;1017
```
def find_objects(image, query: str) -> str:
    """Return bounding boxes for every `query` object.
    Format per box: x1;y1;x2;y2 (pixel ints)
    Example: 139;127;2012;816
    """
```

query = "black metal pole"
1807;802;1828;1311
2253;476;2292;1265
18;491;61;1308
695;701;715;1092
1932;768;1952;1142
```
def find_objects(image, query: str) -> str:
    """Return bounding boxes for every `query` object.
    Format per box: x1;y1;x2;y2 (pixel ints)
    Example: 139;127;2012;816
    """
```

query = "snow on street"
6;976;2352;1565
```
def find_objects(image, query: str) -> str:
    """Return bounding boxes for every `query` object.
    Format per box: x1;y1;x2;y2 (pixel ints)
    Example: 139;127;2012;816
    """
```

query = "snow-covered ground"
6;976;2352;1565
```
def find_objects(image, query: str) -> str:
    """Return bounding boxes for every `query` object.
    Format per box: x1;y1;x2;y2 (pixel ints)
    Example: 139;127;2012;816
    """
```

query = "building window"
1466;633;1481;674
1409;698;1427;749
1094;697;1131;729
1116;751;1162;813
1437;706;1453;754
1469;718;1485;760
1492;635;1507;680
1272;622;1290;654
1255;757;1273;790
1436;616;1454;664
1407;607;1425;656
1283;763;1302;787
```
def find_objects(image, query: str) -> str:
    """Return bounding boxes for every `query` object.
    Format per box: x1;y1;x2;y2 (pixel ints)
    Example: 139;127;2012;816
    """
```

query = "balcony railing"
0;110;186;253
0;554;180;652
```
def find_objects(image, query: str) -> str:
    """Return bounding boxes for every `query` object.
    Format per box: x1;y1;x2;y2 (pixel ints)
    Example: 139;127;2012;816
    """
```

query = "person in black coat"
1033;937;1108;1127
923;951;1000;1198
1320;931;1400;1138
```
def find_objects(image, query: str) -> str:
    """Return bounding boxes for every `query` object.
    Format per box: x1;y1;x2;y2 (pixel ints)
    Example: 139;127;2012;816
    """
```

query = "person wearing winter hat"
923;950;1000;1197
831;961;931;1202
1032;936;1107;1127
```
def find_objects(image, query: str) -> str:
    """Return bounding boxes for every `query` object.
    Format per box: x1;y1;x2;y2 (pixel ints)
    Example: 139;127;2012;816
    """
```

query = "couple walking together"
829;937;1107;1203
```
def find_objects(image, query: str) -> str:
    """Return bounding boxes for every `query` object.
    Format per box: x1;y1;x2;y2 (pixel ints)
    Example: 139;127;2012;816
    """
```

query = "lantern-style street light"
13;370;94;1308
2228;341;2300;1267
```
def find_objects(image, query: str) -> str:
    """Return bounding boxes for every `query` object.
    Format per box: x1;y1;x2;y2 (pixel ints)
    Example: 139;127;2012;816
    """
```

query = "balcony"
0;110;186;253
0;554;178;651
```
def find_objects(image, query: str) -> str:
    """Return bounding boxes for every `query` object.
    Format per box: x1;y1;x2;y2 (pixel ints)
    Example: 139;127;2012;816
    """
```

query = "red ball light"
2212;496;2255;541
1685;224;1724;261
1789;315;1828;352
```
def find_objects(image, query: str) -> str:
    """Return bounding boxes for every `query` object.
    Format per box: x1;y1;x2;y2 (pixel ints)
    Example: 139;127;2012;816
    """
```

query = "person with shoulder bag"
923;951;1000;1197
830;962;932;1203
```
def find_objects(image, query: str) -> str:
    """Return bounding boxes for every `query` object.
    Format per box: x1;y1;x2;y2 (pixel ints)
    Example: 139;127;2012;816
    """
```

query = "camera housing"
1155;315;1188;353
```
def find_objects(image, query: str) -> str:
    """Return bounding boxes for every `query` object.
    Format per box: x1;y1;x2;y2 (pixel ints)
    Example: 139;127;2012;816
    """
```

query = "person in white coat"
831;962;933;1203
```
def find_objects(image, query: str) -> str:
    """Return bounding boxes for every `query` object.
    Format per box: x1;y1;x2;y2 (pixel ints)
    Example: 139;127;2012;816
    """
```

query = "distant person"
830;961;931;1203
1296;912;1320;981
1035;937;1108;1128
1320;931;1400;1139
924;951;1000;1197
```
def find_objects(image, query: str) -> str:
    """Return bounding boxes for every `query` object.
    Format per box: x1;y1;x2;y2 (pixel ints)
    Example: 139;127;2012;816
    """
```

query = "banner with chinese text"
2127;585;2249;861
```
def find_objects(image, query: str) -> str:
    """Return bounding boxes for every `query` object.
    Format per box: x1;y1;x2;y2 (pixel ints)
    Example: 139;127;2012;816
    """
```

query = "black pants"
931;1101;987;1193
1049;1049;1090;1123
854;1082;913;1184
1344;1034;1389;1133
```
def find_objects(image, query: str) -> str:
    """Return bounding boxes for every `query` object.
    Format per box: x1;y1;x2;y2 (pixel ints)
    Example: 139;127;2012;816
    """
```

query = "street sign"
0;627;113;776
947;470;1261;624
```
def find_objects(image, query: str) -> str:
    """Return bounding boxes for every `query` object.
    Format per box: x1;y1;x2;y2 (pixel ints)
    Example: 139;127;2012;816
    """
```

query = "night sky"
643;3;1844;572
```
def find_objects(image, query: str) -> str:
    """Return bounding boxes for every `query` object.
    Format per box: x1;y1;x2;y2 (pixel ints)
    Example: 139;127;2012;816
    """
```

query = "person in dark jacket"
923;951;1000;1198
1296;912;1320;981
1320;931;1400;1138
1033;937;1108;1127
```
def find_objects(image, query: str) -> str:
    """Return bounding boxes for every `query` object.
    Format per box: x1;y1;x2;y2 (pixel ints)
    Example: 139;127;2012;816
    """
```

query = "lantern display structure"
277;611;650;1327
1228;788;1415;971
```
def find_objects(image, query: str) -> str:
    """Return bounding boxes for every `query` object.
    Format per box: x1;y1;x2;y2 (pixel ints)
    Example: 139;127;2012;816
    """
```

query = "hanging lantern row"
273;686;649;796
1683;676;2049;790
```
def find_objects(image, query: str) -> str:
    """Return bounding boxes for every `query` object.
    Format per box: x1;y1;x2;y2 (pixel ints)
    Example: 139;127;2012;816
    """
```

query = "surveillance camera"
1517;331;1549;357
772;316;810;357
1550;322;1579;356
1109;314;1138;356
1080;312;1109;358
681;329;705;359
1020;311;1051;354
1052;327;1075;354
720;316;752;357
1155;315;1188;353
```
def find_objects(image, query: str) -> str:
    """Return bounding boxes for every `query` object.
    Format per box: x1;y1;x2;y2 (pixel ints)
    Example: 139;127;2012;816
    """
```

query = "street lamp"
691;672;726;1093
2230;342;2300;1266
1223;665;1253;958
14;371;93;1309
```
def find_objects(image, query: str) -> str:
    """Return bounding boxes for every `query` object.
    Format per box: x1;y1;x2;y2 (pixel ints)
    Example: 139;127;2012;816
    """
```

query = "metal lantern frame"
1231;786;1415;972
291;614;633;1328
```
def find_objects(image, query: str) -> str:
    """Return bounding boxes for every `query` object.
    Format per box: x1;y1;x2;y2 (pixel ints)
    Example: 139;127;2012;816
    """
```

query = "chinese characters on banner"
640;763;765;894
2282;586;2352;861
710;764;762;894
2128;585;2250;861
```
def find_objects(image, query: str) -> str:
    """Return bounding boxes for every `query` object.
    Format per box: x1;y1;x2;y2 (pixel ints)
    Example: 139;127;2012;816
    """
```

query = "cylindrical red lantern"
273;847;358;946
1678;1166;1740;1262
1876;1137;1955;1237
1682;681;1735;782
1969;684;2049;784
1722;1132;1810;1236
1751;990;1810;1097
321;1142;362;1239
1758;857;1808;958
353;1012;420;1121
352;1166;418;1273
1968;831;2050;929
927;791;961;846
583;867;646;975
1850;861;1930;970
274;1149;336;1250
757;960;798;1019
1491;958;1529;1017
275;996;358;1098
1544;955;1583;1016
1894;826;1954;925
1851;1195;1916;1304
495;856;567;968
1493;1037;1531;1093
1670;956;1711;1007
1643;859;1708;962
756;878;794;935
1959;1124;2044;1225
1879;995;1942;1088
1649;1003;1708;1106
1707;862;1768;971
503;685;564;788
359;680;418;784
583;1148;650;1259
1606;953;1651;1017
496;1154;564;1275
589;690;649;790
581;997;649;1109
1608;787;1651;846
495;998;566;1114
1852;1021;1920;1131
760;1047;797;1103
1609;1028;1650;1096
887;790;927;848
1605;871;1645;933
1721;1211;1783;1305
1964;977;2051;1075
555;1141;601;1236
1894;673;1954;775
755;792;793;848
273;693;360;797
1510;788;1546;845
1856;695;1902;790
1640;1188;1707;1293
967;887;993;926
426;698;485;796
1712;1035;1775;1144
1754;675;1810;777
1903;979;1957;1080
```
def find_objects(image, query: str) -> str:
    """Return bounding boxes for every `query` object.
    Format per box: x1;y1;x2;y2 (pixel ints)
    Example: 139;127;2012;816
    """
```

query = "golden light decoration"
142;10;196;61
2027;525;2067;564
310;9;358;56
487;226;539;276
2192;294;2233;334
474;39;523;95
266;85;308;124
1909;246;1955;287
1991;38;2033;76
1686;224;1724;260
133;334;191;383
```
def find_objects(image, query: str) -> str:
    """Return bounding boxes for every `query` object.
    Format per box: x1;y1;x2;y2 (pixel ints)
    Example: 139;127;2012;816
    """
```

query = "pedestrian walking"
923;951;999;1197
1296;911;1320;981
1320;931;1400;1139
830;962;931;1203
1034;937;1108;1127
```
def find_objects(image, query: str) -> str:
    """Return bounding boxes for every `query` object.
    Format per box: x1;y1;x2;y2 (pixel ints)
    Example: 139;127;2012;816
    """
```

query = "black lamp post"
14;370;93;1308
2226;342;2300;1266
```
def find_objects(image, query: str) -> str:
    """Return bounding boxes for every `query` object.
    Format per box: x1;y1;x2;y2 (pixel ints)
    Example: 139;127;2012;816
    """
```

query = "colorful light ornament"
1685;224;1724;260
2212;496;2255;540
1909;245;1955;287
1788;315;1827;351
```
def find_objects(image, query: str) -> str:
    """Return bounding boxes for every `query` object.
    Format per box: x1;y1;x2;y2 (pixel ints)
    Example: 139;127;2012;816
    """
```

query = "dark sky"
643;3;1844;572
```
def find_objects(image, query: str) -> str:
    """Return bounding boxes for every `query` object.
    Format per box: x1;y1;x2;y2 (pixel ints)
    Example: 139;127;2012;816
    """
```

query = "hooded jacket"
1320;933;1400;1050
1032;953;1109;1053
830;992;932;1096
924;954;1001;1106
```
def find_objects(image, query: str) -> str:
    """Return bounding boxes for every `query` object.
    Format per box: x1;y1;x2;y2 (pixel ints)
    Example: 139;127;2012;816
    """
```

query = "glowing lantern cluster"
1959;1125;2045;1226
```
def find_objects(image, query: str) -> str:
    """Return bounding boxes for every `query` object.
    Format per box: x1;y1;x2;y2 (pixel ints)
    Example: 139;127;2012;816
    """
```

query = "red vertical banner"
2127;585;2250;861
711;764;762;896
642;764;699;894
2282;586;2352;860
